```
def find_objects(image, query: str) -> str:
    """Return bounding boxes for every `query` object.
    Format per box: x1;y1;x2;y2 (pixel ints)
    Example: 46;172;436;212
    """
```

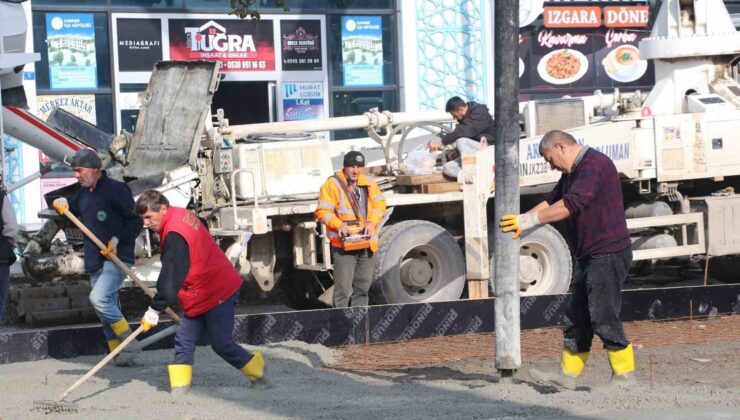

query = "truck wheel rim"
398;245;443;298
519;240;555;296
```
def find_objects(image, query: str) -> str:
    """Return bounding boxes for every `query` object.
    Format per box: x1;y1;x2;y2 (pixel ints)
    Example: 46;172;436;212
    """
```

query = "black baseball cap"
343;151;365;167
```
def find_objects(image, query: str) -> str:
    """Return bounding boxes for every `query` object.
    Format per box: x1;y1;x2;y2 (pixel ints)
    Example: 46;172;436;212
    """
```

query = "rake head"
32;400;79;414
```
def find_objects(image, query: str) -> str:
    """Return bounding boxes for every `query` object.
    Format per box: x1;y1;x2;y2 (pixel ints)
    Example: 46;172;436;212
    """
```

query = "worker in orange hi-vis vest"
315;151;387;308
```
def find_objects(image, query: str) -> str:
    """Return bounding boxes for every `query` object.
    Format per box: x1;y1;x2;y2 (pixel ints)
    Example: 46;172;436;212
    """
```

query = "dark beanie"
65;149;102;169
343;151;365;167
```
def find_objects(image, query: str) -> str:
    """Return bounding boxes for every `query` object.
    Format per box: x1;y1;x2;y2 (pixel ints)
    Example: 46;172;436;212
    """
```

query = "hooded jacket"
441;101;496;146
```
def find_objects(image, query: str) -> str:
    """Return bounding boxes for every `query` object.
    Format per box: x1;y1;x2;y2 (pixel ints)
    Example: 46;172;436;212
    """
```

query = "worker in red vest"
134;189;265;394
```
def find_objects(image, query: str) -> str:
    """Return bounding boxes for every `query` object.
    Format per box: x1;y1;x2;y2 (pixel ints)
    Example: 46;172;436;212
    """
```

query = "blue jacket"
70;172;142;273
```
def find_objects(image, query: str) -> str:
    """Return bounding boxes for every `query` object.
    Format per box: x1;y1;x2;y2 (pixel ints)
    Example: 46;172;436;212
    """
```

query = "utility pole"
493;0;521;379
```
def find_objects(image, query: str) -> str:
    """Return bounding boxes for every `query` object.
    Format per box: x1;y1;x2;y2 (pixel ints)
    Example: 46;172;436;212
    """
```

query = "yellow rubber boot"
240;352;265;383
108;319;138;367
107;338;122;352
530;350;589;391
110;318;132;337
168;364;192;395
606;344;636;387
561;349;589;377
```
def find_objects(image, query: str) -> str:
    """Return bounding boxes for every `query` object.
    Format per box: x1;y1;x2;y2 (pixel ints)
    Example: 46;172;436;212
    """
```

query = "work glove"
500;213;541;239
52;197;69;215
100;236;119;258
141;307;160;332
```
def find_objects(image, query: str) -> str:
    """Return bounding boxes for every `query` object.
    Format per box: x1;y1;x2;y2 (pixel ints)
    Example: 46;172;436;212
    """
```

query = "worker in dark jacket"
52;149;143;366
0;189;19;325
135;190;265;394
500;130;634;390
427;96;496;179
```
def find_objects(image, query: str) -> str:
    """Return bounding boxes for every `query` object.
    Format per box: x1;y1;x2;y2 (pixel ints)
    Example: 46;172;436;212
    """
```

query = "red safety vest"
158;207;242;317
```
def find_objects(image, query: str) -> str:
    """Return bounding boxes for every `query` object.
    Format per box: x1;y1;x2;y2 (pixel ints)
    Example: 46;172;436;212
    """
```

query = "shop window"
32;12;111;90
111;0;183;7
119;84;148;133
32;0;107;5
332;90;397;140
328;0;392;8
252;0;327;9
329;14;396;87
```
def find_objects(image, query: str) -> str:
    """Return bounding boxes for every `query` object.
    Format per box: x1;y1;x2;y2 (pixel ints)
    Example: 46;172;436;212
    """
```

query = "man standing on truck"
134;190;265;394
499;130;635;390
52;149;143;366
426;96;496;180
315;151;387;308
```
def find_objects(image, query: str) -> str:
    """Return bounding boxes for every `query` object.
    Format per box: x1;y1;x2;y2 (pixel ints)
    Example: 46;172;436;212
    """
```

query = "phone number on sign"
221;60;269;70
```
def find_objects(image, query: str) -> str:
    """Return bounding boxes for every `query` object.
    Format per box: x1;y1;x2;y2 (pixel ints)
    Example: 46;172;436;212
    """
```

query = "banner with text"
168;19;275;72
46;13;97;89
341;16;383;86
117;18;163;72
280;20;322;71
282;82;324;121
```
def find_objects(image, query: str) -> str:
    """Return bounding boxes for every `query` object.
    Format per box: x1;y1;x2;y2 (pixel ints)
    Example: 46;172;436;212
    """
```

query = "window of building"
32;11;112;90
332;90;397;140
32;0;107;5
111;0;183;8
327;13;398;140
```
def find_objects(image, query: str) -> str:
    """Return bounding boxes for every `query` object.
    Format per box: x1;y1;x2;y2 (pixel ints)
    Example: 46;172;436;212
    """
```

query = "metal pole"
493;0;521;378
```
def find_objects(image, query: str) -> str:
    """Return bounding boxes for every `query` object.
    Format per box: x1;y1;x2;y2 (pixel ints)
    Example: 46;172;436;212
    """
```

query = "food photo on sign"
595;28;652;85
530;29;593;89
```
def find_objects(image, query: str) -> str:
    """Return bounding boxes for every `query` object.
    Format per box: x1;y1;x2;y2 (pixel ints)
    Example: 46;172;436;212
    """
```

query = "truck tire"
491;224;572;296
371;220;466;304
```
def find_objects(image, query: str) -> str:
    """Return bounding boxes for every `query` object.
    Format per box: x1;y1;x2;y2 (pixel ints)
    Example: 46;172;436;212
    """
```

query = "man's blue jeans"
89;261;126;341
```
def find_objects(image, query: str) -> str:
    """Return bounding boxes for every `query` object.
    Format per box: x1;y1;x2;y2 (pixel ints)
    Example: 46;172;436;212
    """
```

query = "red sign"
544;7;601;28
168;19;275;72
604;6;650;27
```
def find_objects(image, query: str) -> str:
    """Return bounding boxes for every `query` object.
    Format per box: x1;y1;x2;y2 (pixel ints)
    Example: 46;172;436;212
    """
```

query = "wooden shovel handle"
62;210;182;324
57;325;145;402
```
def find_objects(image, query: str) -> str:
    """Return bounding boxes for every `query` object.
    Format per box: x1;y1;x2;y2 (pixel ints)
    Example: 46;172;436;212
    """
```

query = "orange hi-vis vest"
315;170;387;252
158;207;242;317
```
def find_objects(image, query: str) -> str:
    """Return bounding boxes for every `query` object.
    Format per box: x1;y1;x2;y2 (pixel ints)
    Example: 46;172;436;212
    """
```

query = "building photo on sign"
281;20;322;71
282;82;324;121
45;13;97;89
116;18;163;72
341;16;383;86
169;19;275;72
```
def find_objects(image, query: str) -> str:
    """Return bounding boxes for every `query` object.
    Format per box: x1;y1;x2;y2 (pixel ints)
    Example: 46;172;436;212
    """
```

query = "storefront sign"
169;19;275;72
117;18;163;72
280;20;322;71
282;82;324;121
45;13;97;89
36;94;97;124
544;7;601;28
604;6;650;27
36;94;97;167
341;16;383;86
520;27;653;91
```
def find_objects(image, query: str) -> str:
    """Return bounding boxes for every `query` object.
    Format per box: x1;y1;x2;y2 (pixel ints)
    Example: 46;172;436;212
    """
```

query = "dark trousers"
0;265;9;322
173;291;252;368
331;247;375;308
563;248;632;353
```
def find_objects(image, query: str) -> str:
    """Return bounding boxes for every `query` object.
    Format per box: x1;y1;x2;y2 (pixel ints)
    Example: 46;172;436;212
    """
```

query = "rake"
33;325;145;413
